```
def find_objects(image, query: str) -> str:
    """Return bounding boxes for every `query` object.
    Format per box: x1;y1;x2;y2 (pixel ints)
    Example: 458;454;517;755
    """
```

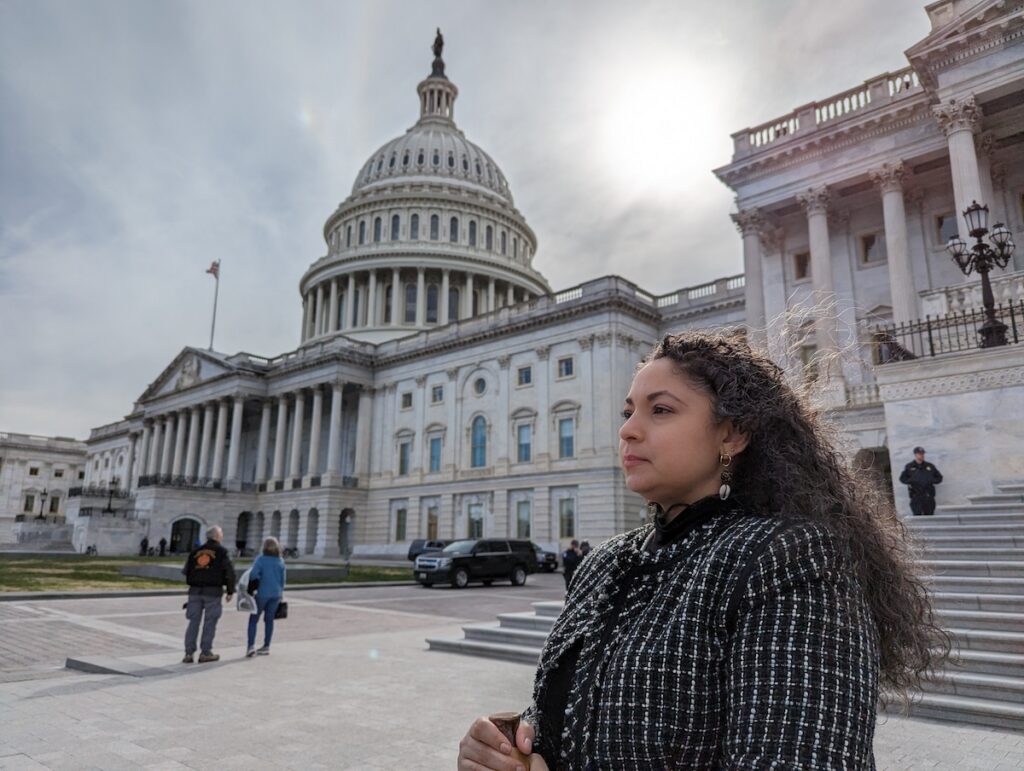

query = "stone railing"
846;382;881;407
68;485;133;499
733;66;923;157
920;269;1024;316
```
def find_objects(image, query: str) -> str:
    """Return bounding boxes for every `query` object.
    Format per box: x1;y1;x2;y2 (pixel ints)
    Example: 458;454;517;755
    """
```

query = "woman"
246;536;287;657
458;332;945;770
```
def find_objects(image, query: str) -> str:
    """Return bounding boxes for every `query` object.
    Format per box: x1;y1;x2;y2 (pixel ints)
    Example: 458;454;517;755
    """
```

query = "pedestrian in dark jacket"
139;536;149;557
458;332;947;770
246;536;287;657
182;525;235;663
560;541;581;590
158;537;167;556
899;446;943;516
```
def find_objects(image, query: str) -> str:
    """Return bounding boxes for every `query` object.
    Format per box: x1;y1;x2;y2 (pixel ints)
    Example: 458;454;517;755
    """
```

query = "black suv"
532;542;558;572
413;539;536;588
407;539;451;561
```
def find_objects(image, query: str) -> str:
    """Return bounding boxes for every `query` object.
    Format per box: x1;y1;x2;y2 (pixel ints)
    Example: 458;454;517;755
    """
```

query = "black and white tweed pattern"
522;511;880;770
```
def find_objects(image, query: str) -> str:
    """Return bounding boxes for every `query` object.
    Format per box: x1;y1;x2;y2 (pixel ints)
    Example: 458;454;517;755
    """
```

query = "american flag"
205;260;220;279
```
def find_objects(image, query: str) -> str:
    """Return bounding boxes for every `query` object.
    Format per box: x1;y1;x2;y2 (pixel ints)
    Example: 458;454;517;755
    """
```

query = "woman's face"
619;357;745;511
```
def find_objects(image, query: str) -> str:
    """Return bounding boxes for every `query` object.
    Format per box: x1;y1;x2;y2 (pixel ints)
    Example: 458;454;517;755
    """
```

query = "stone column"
314;284;325;337
225;394;245;483
391;268;401;325
308;385;323;476
315;511;340;558
171;410;187;478
732;208;767;348
210;399;229;483
535;346;550;464
326;381;344;476
506;283;514;306
159;415;175;477
870;161;918;323
124;432;137;492
464;273;474;318
353;386;374;481
445;368;458;472
327;278;339;335
198;403;214;480
289;389;305;479
366;270;377;327
933;96;983;230
272;394;288;482
137;422;152;483
488;277;496;312
255;400;272;484
301;294;310;342
415;267;426;325
184;406;202;480
440;269;450;325
976;133;1000;224
413;376;427;472
148;418;163;475
346;273;356;330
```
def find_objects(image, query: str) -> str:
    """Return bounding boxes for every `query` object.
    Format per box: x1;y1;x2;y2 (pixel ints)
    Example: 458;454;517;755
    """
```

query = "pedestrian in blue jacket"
246;536;287;657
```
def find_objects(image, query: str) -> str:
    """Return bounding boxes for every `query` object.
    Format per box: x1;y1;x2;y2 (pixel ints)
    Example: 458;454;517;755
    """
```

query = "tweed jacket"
523;509;880;770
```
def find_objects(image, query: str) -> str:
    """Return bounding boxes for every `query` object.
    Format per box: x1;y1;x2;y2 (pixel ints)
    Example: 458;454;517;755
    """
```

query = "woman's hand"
458;715;543;770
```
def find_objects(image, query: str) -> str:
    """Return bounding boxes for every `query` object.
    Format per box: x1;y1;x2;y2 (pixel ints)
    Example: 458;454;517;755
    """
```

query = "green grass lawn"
0;556;411;593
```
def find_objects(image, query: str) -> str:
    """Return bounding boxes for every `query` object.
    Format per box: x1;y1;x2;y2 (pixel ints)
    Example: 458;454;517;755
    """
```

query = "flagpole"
209;266;219;351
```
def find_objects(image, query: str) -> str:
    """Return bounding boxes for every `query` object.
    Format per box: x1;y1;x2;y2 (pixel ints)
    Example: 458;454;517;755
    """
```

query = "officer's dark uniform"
899;456;943;516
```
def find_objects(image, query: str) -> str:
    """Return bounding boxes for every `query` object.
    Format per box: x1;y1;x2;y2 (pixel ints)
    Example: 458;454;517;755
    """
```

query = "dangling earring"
719;452;733;500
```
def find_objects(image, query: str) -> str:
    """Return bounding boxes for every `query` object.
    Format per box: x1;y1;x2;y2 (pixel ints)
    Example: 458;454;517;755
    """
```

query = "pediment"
905;0;1018;63
139;348;235;402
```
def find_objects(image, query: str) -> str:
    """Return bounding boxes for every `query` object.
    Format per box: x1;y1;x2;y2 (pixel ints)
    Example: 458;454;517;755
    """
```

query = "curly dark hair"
645;330;948;699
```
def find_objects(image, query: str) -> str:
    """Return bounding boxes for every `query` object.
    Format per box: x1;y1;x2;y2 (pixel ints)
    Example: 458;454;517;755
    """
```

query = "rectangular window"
558;498;575;538
24;495;35;513
427;506;439;540
557;357;574;378
860;233;887;264
793;251;811;280
395;508;407;542
54;469;64;478
936;213;959;244
429;436;442;473
398;442;411;476
516;500;531;539
799;345;819;383
400;392;413;410
517;424;532;463
78;471;85;480
468;503;484;538
431;384;444;404
49;496;60;514
28;467;39;476
517;366;532;386
558;418;575;458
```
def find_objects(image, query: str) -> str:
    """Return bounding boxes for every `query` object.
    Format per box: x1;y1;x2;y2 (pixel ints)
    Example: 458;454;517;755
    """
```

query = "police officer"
899;446;943;516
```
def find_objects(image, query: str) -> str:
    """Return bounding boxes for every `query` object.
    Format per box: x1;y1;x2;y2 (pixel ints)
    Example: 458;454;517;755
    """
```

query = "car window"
443;540;475;555
481;540;509;553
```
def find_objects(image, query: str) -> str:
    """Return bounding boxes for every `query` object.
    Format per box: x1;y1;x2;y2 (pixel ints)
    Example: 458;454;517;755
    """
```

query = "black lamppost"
103;477;118;513
946;201;1016;348
37;488;48;520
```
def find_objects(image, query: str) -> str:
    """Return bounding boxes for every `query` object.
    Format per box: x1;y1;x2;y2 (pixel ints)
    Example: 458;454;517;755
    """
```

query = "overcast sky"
0;0;933;439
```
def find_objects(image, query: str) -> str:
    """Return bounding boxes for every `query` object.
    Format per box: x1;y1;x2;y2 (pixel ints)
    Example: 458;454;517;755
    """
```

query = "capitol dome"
298;32;550;345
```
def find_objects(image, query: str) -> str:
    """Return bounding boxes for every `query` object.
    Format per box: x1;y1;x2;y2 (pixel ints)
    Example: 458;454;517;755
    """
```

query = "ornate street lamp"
103;477;118;513
37;488;48;520
946;201;1016;348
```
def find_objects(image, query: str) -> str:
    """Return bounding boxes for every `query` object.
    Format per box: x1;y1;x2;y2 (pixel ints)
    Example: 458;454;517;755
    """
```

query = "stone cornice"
880;363;1024;400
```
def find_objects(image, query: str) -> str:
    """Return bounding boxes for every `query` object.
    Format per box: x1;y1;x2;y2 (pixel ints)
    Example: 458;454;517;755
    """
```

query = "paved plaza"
0;573;1021;770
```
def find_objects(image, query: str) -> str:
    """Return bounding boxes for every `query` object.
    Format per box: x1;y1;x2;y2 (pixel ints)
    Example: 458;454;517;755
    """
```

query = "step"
934;608;1024;633
497;611;556;633
922;535;1024;548
921;670;1024;704
922;547;1024;562
463;625;549;649
945;627;1024;654
931;592;1024;613
906;524;1024;539
882;692;1024;732
925;576;1024;595
918;560;1024;578
532;601;564;618
425;636;540;665
906;510;1024;524
967;494;1024;505
996;483;1024;495
949;650;1024;678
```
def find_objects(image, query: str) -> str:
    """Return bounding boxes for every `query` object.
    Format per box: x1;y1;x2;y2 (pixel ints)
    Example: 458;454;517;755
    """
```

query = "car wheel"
452;568;470;589
511;566;527;586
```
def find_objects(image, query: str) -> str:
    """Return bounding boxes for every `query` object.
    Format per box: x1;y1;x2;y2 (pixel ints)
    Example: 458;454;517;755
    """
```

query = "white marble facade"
0;433;85;543
64;0;1024;552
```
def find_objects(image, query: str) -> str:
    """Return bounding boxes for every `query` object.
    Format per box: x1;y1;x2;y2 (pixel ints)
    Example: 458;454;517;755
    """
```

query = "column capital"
595;331;612;348
446;367;459;382
730;207;766;237
415;375;427;387
578;335;594;351
496;355;511;370
796;186;832;217
758;224;785;255
535;345;550;361
932;95;980;136
869;161;908;195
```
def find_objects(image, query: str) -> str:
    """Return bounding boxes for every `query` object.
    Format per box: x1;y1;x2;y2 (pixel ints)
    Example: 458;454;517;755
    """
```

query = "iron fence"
874;300;1023;362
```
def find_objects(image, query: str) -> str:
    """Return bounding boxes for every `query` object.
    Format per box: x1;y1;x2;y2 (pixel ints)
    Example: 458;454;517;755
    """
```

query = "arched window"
485;225;493;250
410;214;419;240
391;214;400;241
462;155;469;172
432;150;440;166
404;284;417;323
384;285;392;324
475;160;482;176
426;284;439;323
358;221;366;245
500;231;507;255
430;214;439;241
472;290;480;316
376;157;383;172
469;221;477;246
449;216;459;243
388;154;396;169
351;289;361;327
402;152;410;167
513;237;518;259
346;225;352;248
471;416;487;468
448;287;460;321
373;217;382;243
417;150;425;165
447;152;455;169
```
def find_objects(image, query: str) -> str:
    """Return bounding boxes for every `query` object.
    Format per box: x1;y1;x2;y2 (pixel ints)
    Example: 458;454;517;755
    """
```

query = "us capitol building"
12;1;1024;556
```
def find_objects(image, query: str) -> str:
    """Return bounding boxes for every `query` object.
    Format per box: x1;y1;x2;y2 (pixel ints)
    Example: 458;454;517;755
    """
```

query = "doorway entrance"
170;518;201;554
